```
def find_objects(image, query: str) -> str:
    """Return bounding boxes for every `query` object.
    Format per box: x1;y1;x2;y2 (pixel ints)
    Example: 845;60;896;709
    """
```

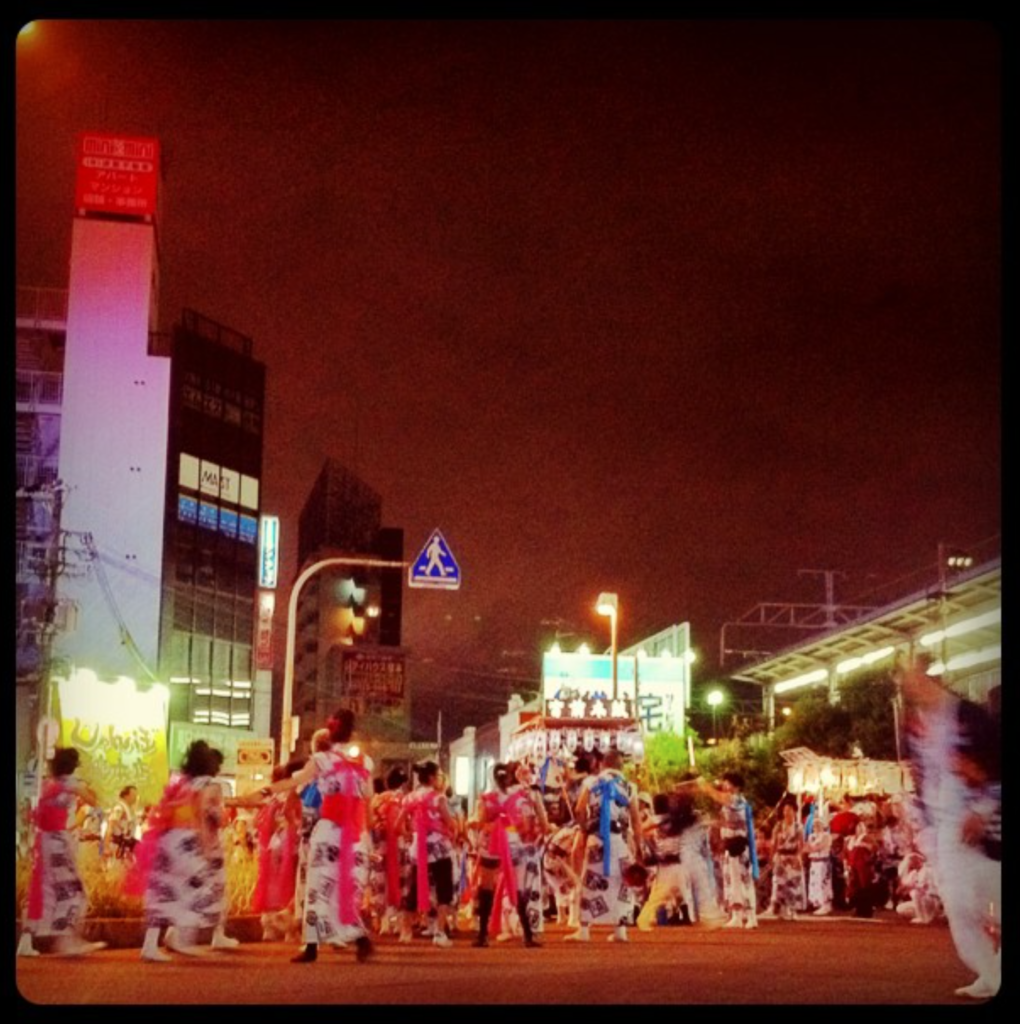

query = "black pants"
405;857;455;910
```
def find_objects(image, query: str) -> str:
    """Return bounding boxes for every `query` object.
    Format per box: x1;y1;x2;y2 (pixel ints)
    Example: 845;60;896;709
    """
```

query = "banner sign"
75;132;159;217
339;649;407;718
56;670;170;810
236;737;275;767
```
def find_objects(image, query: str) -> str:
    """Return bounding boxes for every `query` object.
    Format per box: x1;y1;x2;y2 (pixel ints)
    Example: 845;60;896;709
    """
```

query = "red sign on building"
75;132;159;217
255;591;275;671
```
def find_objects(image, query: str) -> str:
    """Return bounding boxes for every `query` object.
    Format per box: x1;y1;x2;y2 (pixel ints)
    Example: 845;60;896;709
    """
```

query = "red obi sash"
27;781;70;920
410;789;451;913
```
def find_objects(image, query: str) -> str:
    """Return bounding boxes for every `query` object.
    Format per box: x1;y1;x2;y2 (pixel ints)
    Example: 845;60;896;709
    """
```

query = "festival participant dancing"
637;792;696;931
258;709;375;962
293;728;330;935
543;818;584;928
700;772;760;929
771;799;806;920
253;763;303;941
396;760;458;947
369;765;410;935
472;762;547;947
129;740;228;961
567;749;644;943
18;747;107;958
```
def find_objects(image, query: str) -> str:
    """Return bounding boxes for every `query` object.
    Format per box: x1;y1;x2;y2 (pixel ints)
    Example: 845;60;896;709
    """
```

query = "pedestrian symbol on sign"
409;529;461;590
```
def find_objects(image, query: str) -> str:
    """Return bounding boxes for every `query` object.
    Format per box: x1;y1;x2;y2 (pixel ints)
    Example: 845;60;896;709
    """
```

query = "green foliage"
696;735;787;812
635;729;787;817
774;669;898;761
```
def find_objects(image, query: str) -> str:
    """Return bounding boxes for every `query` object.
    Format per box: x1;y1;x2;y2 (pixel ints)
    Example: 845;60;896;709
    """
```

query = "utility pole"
798;569;848;627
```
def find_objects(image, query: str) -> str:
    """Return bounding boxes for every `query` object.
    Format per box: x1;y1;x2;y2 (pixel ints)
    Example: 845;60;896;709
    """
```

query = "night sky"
16;20;1001;737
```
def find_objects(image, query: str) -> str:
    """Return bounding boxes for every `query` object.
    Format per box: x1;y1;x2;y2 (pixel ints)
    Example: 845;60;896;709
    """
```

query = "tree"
773;668;899;761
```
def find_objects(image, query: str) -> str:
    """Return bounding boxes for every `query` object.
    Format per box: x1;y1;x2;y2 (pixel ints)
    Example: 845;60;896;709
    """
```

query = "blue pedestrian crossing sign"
409;528;461;590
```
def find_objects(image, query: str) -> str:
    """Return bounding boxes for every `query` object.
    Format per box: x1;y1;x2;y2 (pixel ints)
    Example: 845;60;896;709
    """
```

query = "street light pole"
280;554;407;765
596;592;619;701
707;689;724;744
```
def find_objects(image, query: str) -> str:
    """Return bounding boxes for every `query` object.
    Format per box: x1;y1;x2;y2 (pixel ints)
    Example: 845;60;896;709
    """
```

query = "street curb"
19;916;264;950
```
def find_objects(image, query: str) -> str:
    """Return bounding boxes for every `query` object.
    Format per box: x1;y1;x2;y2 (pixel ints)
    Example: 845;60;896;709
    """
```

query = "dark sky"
16;20;1001;735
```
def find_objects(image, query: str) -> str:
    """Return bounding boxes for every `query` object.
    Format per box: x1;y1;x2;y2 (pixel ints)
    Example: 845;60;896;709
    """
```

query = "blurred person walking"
903;660;1001;1000
128;740;228;961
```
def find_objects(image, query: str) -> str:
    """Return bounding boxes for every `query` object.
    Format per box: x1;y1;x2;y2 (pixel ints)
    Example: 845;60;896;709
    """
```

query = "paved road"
16;917;988;1006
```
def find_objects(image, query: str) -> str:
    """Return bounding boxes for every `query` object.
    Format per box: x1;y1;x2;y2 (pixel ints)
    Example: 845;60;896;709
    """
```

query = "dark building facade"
159;309;266;733
293;460;405;750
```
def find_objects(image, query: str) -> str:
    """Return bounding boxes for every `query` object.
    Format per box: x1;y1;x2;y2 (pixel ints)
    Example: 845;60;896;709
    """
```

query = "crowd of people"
16;676;999;999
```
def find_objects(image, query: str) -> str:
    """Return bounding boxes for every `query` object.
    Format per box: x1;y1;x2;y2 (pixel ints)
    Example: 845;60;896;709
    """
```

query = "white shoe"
211;928;240;950
724;915;743;929
608;930;628;942
955;979;998;999
757;908;776;920
432;932;453;948
564;929;590;942
744;916;758;930
141;948;173;963
813;906;832;916
17;934;38;958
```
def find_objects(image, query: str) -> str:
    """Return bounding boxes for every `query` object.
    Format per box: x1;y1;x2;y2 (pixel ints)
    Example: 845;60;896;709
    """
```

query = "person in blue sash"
700;772;760;929
566;749;644;943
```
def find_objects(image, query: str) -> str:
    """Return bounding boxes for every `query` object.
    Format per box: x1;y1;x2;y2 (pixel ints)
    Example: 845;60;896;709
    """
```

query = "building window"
239;514;258;544
198;502;218;532
219;507;238;538
178;494;198;524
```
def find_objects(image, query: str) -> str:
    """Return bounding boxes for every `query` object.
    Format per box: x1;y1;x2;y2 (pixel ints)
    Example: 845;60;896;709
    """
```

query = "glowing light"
684;650;697;664
781;707;792;717
549;642;561;654
706;690;725;708
774;668;828;694
919;608;1000;647
927;643;1001;675
366;605;381;618
348;745;360;758
577;643;591;656
636;647;648;658
595;592;618;617
454;756;471;797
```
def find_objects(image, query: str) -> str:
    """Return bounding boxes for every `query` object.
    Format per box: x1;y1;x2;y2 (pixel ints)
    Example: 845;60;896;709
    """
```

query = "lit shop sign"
179;453;258;509
545;696;634;720
258;515;280;589
255;591;275;670
542;650;686;733
75;132;159;218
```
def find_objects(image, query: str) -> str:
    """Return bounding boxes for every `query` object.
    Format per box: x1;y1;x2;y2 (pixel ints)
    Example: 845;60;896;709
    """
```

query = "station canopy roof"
730;558;1000;691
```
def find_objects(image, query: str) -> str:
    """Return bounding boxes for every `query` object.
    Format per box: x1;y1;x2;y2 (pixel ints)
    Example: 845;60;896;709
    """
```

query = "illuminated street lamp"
707;688;725;743
596;592;619;700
